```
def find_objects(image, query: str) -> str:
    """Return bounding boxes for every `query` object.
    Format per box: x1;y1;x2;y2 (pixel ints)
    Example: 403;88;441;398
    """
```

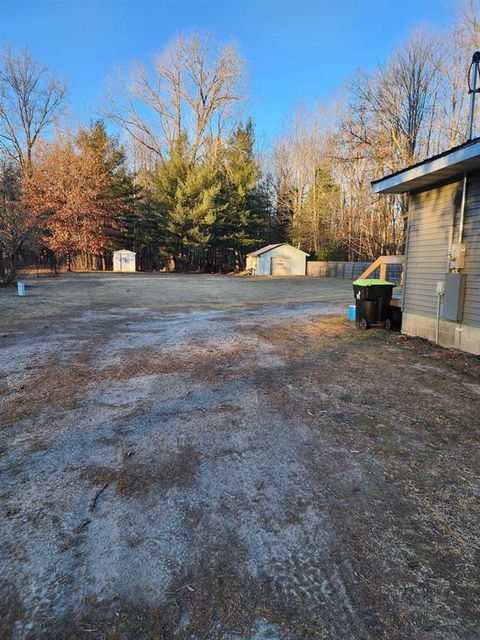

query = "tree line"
274;2;480;261
1;2;479;283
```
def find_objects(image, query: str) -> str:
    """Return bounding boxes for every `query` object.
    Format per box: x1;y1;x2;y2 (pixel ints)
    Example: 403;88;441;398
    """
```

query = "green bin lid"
352;278;395;286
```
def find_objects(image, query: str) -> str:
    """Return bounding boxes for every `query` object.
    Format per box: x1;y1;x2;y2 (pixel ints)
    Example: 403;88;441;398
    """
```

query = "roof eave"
371;139;480;194
246;243;310;257
247;243;284;257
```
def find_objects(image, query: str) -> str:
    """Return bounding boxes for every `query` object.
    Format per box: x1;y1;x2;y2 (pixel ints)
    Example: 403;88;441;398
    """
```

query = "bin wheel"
384;318;392;331
359;318;369;330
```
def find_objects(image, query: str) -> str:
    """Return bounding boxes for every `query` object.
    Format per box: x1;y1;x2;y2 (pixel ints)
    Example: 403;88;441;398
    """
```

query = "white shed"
113;250;136;273
246;243;308;276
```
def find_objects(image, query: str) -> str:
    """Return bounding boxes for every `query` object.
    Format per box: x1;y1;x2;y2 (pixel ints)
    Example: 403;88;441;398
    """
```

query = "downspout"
458;175;468;245
459;52;480;244
436;292;442;345
401;193;412;314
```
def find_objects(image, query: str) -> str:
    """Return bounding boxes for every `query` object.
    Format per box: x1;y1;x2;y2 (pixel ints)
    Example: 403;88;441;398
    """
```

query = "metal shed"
372;137;480;355
246;243;308;276
113;249;136;273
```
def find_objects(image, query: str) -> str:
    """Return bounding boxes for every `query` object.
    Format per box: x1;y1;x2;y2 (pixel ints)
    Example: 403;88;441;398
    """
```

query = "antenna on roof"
466;51;480;141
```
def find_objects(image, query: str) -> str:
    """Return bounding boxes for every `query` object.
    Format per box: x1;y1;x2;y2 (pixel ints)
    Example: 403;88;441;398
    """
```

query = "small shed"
246;243;308;276
113;249;136;273
372;137;480;355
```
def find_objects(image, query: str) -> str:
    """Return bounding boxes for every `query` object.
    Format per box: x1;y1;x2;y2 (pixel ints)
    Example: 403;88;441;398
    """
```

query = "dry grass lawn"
1;273;479;639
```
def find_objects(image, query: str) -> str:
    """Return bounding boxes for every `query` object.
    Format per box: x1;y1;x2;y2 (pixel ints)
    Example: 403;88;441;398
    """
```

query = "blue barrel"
17;281;26;296
348;304;356;321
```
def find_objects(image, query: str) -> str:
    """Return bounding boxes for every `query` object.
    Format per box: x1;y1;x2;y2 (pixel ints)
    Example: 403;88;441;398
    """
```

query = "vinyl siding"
455;171;480;326
404;174;480;328
403;180;459;318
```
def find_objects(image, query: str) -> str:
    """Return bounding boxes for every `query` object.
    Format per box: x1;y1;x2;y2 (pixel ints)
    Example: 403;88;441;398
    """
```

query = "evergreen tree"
246;174;284;246
76;121;142;253
143;121;276;272
149;136;189;269
154;135;222;271
211;119;260;270
169;161;221;270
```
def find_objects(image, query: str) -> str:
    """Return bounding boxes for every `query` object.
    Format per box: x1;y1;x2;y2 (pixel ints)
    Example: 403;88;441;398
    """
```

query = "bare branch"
0;46;67;172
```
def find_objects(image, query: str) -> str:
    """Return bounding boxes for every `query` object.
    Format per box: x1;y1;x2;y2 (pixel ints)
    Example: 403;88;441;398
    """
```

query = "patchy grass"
0;274;479;639
79;445;200;498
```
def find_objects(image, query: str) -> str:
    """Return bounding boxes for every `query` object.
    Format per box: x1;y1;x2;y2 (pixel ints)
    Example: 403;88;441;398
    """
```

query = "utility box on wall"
447;243;467;270
443;273;467;322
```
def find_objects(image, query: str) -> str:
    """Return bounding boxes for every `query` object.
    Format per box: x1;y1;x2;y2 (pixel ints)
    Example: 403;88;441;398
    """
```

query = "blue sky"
2;0;457;145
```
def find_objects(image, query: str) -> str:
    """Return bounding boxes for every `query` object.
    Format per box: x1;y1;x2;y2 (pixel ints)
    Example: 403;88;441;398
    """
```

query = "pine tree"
145;121;275;272
154;135;222;271
76;121;141;254
168;162;222;271
211;119;260;270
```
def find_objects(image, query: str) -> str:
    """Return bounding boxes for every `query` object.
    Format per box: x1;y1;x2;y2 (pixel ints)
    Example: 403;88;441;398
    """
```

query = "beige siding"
404;174;480;330
403;180;459;318
246;255;256;271
455;172;480;327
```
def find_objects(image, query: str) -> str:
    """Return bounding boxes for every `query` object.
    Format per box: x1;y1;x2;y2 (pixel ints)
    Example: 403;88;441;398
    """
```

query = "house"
113;249;136;273
246;243;309;276
372;137;480;355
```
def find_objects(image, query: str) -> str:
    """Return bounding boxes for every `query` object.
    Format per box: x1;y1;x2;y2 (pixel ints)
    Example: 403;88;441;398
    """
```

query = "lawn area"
0;272;353;324
1;273;479;639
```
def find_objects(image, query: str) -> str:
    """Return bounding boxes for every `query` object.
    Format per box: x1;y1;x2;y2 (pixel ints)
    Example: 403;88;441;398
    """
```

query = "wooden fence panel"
306;261;402;283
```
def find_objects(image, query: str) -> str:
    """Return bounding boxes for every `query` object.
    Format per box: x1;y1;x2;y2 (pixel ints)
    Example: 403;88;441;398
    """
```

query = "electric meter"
448;243;467;270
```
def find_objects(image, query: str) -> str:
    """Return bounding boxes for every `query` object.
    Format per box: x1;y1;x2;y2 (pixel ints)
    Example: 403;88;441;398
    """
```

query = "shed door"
271;257;291;276
120;255;129;271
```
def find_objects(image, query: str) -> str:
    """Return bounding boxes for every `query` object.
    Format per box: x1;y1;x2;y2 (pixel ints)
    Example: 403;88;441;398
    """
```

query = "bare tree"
271;30;445;261
437;0;480;146
351;31;442;171
272;105;343;255
0;47;67;173
108;33;244;163
325;31;443;257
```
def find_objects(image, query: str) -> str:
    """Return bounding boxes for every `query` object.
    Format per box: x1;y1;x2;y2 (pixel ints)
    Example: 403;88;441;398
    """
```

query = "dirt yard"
1;273;479;640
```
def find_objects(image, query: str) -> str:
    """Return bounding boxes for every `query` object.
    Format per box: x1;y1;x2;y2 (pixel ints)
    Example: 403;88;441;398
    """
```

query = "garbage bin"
352;279;395;329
